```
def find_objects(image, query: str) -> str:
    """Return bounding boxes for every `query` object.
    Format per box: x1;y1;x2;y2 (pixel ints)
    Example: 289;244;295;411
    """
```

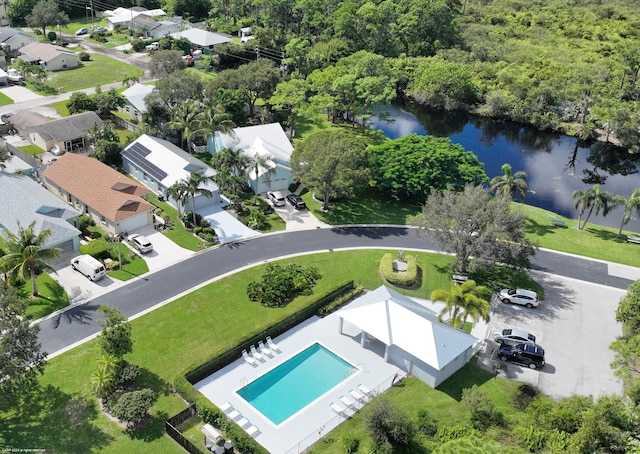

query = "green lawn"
4;249;525;453
17;144;45;156
17;273;69;319
46;54;143;93
46;100;71;117
0;91;13;106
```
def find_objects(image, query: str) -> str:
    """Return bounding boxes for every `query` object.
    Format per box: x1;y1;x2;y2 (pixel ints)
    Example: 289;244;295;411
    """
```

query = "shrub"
517;424;548;452
112;389;155;427
76;215;95;234
364;396;415;448
433;424;481;444
115;362;140;389
417;408;438;436
90;230;102;240
154;207;164;216
513;384;540;410
200;233;216;243
341;433;359;453
246;263;322;307
460;385;504;430
379;253;418;286
79;240;111;260
246;210;266;229
317;285;364;316
47;31;57;42
131;39;147;52
202;227;215;235
79;52;91;61
194;226;203;235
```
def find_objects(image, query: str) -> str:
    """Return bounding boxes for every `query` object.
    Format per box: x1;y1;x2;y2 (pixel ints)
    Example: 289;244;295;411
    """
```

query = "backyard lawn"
46;54;143;92
3;249;531;453
0;91;13;106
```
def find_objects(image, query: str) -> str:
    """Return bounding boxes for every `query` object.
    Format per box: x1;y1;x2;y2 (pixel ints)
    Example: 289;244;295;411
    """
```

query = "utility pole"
90;0;94;30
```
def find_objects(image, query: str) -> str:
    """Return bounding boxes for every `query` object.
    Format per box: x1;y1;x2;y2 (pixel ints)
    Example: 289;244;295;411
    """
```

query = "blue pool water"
237;343;356;425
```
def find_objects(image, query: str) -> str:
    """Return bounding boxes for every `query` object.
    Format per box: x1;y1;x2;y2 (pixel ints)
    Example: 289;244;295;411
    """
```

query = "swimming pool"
237;343;356;425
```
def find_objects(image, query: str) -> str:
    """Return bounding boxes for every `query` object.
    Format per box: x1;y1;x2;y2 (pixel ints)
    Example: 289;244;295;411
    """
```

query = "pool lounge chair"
242;349;258;366
258;340;274;357
227;409;241;420
340;394;358;409
349;388;366;403
246;424;260;437
266;335;281;352
220;402;233;413
250;345;264;362
236;417;251;428
358;384;373;396
330;401;347;415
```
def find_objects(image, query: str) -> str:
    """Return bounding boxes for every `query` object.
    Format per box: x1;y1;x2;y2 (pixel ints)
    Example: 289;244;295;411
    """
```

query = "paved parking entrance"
477;271;624;400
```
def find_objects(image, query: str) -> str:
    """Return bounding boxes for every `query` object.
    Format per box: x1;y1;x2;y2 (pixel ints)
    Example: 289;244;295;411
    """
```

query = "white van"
70;255;106;281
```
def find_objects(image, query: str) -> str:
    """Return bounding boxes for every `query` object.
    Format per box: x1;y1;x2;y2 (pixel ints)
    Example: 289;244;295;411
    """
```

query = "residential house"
0;67;7;86
212;123;293;193
0;172;81;251
339;285;479;388
42;153;154;235
122;134;220;213
0;27;37;54
103;7;166;32
169;28;231;54
18;42;78;71
120;83;154;122
8;111;102;153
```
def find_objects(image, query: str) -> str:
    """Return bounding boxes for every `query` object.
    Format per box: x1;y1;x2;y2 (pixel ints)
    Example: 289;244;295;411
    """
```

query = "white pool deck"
195;297;488;454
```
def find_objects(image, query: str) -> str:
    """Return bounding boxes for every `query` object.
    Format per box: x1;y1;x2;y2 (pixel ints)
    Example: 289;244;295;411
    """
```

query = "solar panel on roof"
122;143;167;181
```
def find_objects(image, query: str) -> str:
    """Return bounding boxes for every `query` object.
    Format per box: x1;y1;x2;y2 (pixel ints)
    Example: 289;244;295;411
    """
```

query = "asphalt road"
38;226;634;355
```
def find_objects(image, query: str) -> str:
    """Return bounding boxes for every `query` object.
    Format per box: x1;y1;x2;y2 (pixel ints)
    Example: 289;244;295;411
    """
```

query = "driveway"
198;204;261;243
266;191;328;230
124;225;194;272
478;271;625;400
0;85;44;103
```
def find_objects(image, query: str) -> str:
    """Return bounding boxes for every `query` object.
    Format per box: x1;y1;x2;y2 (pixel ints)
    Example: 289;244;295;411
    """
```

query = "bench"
550;218;567;227
627;236;640;244
452;274;469;284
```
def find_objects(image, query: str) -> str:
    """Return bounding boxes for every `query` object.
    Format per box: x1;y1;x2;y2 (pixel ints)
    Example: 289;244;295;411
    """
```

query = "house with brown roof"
42;154;154;235
9;111;102;153
19;42;78;71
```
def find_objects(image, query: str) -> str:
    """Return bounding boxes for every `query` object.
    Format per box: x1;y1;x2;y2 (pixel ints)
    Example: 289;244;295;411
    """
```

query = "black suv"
286;193;307;210
498;343;545;369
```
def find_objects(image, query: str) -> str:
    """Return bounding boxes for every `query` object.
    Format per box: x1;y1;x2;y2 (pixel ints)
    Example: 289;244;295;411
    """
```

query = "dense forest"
9;0;640;151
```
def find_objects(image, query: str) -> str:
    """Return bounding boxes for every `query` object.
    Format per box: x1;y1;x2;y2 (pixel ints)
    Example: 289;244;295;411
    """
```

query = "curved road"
39;226;634;355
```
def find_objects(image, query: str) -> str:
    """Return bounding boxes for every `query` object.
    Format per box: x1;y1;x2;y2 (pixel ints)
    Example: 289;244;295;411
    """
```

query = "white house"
169;28;231;52
19;42;78;71
212;123;294;193
339;286;479;388
121;134;220;213
0;172;81;252
120;83;154;122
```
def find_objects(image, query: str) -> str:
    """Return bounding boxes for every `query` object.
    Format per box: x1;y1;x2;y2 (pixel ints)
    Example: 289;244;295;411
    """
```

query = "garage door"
119;213;151;234
52;238;75;252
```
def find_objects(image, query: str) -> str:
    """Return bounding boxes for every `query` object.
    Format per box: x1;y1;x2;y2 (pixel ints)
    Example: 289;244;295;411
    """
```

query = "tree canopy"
368;134;487;202
25;0;68;36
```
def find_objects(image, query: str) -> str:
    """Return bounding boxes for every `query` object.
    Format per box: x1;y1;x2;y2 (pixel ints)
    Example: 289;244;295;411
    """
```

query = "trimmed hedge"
171;281;355;453
79;240;112;260
379;253;418;286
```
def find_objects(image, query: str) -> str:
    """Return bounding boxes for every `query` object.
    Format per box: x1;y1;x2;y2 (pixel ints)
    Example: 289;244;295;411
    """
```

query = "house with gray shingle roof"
0;172;81;251
0;27;37;53
18;42;78;71
169;28;231;52
339;285;479;388
120;83;154;121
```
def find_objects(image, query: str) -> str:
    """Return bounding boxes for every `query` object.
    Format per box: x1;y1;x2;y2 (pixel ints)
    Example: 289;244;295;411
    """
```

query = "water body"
372;104;640;232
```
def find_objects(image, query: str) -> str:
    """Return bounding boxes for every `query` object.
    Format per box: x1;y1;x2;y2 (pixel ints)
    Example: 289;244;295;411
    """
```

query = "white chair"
242;349;257;366
340;394;357;409
236;417;251;428
250;345;264;362
258;340;274;357
330;401;346;415
349;388;366;403
358;384;373;396
266;335;281;353
246;424;260;437
220;402;233;413
227;409;241;420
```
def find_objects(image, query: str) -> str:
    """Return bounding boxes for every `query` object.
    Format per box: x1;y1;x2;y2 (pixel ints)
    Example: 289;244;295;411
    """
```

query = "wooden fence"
165;404;205;454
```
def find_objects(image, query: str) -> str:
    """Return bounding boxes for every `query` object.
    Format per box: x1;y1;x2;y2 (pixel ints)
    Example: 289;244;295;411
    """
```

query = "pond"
372;104;640;232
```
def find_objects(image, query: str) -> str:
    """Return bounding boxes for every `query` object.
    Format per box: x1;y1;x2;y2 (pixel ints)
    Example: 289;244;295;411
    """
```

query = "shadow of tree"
0;384;113;452
525;219;558;237
586;226;626;242
49;302;101;329
125;410;170;442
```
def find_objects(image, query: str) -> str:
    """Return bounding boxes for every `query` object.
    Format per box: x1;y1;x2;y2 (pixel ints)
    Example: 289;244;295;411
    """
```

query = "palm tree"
0;221;62;297
572;185;614;230
90;354;118;399
195;103;236;147
211;148;249;206
611;187;640;238
0;143;12;170
490;163;528;201
247;153;277;205
430;280;491;329
165;102;202;152
166;170;214;227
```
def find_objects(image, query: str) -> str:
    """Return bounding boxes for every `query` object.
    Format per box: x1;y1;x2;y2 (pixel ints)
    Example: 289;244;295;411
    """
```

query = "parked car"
499;343;545;369
499;288;539;308
127;234;153;253
286;193;306;210
267;191;285;207
90;26;107;32
145;42;159;51
493;327;536;345
75;27;88;35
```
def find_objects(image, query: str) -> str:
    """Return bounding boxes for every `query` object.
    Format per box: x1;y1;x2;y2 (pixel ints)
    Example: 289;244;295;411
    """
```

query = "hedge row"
379;253;418;286
171;281;355;452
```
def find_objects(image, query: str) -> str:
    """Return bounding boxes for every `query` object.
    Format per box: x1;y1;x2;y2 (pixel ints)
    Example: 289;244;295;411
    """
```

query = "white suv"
493;327;537;345
127;234;153;253
267;191;285;207
499;288;539;308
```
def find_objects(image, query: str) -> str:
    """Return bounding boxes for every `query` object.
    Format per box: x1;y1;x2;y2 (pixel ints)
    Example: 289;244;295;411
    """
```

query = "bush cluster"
317;285;364;316
460;385;505;430
76;215;95;235
365;396;415;450
246;263;322;307
379;253;418;286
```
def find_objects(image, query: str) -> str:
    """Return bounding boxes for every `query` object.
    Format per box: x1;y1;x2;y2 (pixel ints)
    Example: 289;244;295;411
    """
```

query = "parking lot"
478;271;625;400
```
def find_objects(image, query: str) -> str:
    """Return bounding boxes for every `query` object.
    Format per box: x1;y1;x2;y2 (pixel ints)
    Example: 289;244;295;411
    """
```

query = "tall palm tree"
0;221;62;297
166;170;214;227
211;147;249;205
572;185;614;230
430;280;491;329
195;103;236;147
165;102;202;152
490;163;528;201
0;143;13;170
611;187;640;238
247;153;277;205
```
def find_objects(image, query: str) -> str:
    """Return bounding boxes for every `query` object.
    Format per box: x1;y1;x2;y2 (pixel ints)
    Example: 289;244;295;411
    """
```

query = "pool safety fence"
282;370;404;454
165;404;203;454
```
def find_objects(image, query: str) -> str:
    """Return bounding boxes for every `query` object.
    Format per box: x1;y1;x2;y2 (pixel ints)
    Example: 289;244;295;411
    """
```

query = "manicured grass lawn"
17;144;45;156
17;273;69;319
0;91;13;106
83;226;149;281
4;249;512;453
147;193;210;252
46;54;143;93
46;100;71;117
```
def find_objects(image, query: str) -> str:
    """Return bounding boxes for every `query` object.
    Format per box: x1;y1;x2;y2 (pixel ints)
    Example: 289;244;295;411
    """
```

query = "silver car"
499;288;539;308
493;327;536;346
127;234;153;253
267;191;285;207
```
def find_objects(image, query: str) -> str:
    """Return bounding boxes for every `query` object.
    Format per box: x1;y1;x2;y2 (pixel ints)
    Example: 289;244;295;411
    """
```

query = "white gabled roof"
219;123;293;164
170;28;231;47
124;134;218;192
339;286;477;370
121;83;154;112
0;172;81;248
